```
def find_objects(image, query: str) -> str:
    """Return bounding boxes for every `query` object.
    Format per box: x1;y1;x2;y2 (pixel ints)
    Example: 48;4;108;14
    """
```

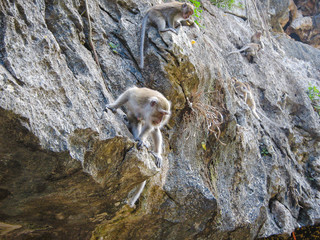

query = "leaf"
108;42;118;49
201;142;207;151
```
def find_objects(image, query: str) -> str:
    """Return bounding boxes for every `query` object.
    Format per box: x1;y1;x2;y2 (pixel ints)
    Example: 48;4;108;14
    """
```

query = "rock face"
0;0;320;239
269;0;320;48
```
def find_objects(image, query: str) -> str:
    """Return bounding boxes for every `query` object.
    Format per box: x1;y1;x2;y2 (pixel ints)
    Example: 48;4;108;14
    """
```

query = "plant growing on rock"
183;87;225;144
259;143;271;157
307;85;320;116
210;0;239;9
187;0;203;26
260;147;269;157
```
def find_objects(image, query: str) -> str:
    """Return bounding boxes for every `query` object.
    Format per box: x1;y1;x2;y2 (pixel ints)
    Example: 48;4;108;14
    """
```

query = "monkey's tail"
227;46;250;56
128;180;146;207
140;13;149;69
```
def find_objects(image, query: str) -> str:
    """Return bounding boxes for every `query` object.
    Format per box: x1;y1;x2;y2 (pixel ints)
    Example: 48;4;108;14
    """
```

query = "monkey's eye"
150;100;157;107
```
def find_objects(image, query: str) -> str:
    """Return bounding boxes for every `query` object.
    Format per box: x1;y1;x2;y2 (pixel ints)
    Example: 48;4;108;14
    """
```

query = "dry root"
183;89;225;144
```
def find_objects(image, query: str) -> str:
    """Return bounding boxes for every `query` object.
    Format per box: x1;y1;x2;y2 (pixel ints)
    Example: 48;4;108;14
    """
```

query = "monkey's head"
256;32;262;38
148;97;171;126
181;3;194;19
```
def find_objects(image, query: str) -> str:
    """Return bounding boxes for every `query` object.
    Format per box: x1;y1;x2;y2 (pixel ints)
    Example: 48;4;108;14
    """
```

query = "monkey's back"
147;2;184;19
149;2;184;12
129;87;170;111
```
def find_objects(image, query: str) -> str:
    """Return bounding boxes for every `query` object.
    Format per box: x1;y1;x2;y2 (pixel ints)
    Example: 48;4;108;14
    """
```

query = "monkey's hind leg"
160;28;178;34
136;124;153;149
155;16;178;35
127;112;142;141
246;53;254;63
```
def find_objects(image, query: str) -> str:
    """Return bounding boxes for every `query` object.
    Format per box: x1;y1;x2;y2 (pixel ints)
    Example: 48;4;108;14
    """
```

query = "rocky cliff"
0;0;320;239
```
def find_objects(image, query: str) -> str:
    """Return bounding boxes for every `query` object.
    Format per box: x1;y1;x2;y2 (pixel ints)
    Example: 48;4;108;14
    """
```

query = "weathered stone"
269;0;291;32
1;0;320;239
269;0;320;48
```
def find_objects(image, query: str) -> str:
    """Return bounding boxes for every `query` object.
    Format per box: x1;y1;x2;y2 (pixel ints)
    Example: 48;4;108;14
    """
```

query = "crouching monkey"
139;2;196;68
228;32;262;63
105;87;171;207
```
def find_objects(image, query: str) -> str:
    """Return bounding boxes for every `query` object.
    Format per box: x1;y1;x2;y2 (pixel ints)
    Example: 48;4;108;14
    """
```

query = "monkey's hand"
136;139;146;150
171;28;178;35
105;105;117;114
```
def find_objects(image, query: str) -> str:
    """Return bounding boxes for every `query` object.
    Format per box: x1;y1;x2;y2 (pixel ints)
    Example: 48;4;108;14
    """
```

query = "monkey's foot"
150;152;162;168
161;28;178;35
105;105;117;114
172;29;178;35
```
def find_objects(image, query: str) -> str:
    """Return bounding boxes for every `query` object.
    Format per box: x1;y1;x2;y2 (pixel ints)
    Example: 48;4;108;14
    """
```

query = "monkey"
228;43;261;63
232;78;261;120
228;32;262;63
139;2;195;68
106;87;171;208
106;87;171;167
251;31;262;45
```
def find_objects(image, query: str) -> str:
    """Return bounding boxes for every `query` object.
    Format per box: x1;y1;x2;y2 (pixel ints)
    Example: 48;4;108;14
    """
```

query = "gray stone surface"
0;0;320;239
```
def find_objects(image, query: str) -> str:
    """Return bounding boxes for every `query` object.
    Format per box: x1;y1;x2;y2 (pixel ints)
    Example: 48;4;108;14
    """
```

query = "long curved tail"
227;45;250;56
139;14;149;69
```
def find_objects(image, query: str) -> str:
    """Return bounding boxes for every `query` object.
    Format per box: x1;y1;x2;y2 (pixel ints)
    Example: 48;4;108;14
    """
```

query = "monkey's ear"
149;97;158;107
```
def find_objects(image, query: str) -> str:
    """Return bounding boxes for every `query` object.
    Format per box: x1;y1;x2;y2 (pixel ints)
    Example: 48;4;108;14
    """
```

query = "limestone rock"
270;0;320;48
1;0;320;239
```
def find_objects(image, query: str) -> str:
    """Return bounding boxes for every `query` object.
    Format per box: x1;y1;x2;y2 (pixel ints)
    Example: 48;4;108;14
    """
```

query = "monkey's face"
148;97;171;126
182;4;194;19
151;110;170;126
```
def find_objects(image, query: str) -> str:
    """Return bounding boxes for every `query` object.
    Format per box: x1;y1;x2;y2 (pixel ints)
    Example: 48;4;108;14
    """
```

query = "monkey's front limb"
134;138;144;150
151;128;163;168
136;124;153;149
105;90;130;112
105;105;117;114
156;17;178;35
127;113;142;140
181;19;200;31
131;122;142;141
150;151;162;168
155;155;162;168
